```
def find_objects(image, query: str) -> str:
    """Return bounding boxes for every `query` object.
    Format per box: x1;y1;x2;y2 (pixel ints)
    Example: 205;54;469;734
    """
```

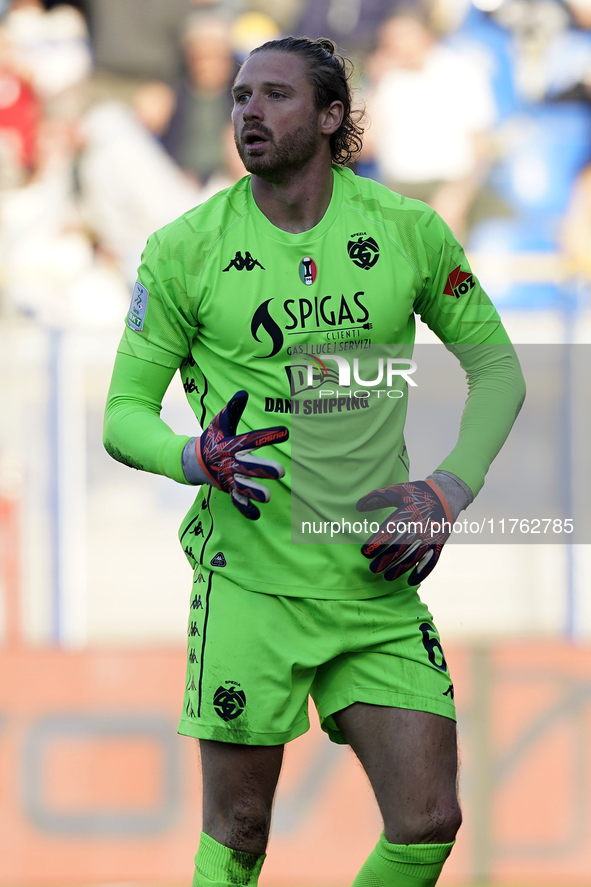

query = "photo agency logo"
302;353;418;399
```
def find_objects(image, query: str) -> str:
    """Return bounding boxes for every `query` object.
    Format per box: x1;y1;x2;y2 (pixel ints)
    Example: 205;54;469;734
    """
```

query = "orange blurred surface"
0;643;590;885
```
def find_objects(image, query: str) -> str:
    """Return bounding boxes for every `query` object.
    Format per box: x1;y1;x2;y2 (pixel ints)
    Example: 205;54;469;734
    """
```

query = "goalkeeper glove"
182;390;288;520
356;472;472;585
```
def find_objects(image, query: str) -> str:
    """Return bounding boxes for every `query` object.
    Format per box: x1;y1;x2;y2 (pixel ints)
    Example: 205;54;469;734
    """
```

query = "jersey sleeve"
413;210;501;344
118;227;197;369
437;324;526;494
411;211;525;495
103;351;192;484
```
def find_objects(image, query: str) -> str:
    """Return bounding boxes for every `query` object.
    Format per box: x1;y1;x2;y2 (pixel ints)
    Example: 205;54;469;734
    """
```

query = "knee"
228;796;272;844
208;795;273;854
389;800;463;845
422;800;462;843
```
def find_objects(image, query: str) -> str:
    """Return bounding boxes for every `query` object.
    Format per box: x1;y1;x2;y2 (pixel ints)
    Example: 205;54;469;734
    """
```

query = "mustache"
241;125;273;141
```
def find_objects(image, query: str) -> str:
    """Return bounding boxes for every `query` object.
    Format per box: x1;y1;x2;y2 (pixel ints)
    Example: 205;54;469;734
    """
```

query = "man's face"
232;50;325;180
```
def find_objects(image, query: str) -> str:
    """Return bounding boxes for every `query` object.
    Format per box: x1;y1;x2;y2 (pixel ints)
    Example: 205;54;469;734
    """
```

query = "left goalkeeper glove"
182;390;288;520
357;472;470;585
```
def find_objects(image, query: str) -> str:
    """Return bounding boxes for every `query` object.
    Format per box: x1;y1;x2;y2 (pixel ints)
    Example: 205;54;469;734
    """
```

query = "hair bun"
313;37;337;56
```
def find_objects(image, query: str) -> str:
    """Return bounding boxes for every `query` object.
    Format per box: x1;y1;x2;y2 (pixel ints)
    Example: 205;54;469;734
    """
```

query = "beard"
235;118;321;182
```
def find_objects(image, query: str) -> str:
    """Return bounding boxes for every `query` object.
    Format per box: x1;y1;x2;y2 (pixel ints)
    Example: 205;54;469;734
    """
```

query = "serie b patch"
443;265;475;299
127;280;149;331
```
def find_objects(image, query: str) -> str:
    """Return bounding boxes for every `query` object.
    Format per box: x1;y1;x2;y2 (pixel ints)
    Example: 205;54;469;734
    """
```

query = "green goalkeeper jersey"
107;166;524;599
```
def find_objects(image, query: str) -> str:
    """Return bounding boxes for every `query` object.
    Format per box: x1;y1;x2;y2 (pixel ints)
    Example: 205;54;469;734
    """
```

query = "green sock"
352;833;454;887
192;832;265;887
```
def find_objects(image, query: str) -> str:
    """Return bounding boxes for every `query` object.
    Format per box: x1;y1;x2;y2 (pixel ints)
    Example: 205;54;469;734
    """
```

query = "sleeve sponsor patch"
443;265;475;299
127;281;149;331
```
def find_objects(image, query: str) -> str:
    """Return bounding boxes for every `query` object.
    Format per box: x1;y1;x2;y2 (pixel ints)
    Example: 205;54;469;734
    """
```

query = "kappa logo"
444;265;475;298
210;551;227;567
347;236;380;270
213;685;246;721
223;251;265;272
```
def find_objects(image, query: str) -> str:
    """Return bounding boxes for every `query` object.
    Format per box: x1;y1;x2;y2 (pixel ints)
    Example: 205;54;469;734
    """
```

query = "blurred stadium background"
1;0;591;884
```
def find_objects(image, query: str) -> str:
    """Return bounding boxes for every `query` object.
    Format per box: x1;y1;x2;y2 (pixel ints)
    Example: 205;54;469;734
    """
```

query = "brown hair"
249;36;364;166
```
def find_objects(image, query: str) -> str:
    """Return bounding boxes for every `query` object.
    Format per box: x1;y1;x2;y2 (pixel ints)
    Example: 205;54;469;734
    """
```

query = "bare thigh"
199;739;284;855
333;703;461;845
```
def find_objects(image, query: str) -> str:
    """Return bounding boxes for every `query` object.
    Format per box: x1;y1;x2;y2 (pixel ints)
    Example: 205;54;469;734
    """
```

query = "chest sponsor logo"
251;292;371;358
126;280;148;332
347;235;380;270
223;251;265;272
299;256;318;285
444;265;475;298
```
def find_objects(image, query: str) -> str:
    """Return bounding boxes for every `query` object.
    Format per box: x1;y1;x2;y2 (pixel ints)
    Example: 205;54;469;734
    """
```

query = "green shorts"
178;570;456;746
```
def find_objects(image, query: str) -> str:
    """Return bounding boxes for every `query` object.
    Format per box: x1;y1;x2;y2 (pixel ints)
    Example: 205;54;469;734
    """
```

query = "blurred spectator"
490;0;591;105
362;6;497;236
245;0;301;33
160;14;239;185
466;0;591;262
77;100;203;282
546;0;591;105
561;162;591;278
440;1;519;122
0;111;130;328
45;0;86;10
84;0;191;102
3;0;91;105
132;80;177;137
0;24;40;184
230;10;280;62
294;0;405;58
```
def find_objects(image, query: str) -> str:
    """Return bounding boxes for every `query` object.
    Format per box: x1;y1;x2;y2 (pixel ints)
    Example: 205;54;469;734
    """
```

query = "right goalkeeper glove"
182;390;288;520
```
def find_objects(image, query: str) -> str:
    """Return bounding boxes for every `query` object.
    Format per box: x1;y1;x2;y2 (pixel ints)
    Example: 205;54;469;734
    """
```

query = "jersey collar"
246;166;343;244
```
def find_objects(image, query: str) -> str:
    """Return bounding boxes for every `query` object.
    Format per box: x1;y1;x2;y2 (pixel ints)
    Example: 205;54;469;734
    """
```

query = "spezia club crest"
347;236;380;269
299;256;318;285
213;685;246;721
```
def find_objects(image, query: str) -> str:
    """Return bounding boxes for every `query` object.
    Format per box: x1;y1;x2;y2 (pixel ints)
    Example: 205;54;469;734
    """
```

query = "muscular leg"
199;739;284;854
333;704;461;886
193;740;283;886
334;703;461;844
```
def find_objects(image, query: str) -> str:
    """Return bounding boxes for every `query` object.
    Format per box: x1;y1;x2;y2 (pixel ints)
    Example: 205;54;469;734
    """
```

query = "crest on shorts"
210;551;227;567
213;685;246;721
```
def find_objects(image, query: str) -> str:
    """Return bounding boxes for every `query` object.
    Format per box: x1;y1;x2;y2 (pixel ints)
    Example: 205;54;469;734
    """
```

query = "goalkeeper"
104;36;525;887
